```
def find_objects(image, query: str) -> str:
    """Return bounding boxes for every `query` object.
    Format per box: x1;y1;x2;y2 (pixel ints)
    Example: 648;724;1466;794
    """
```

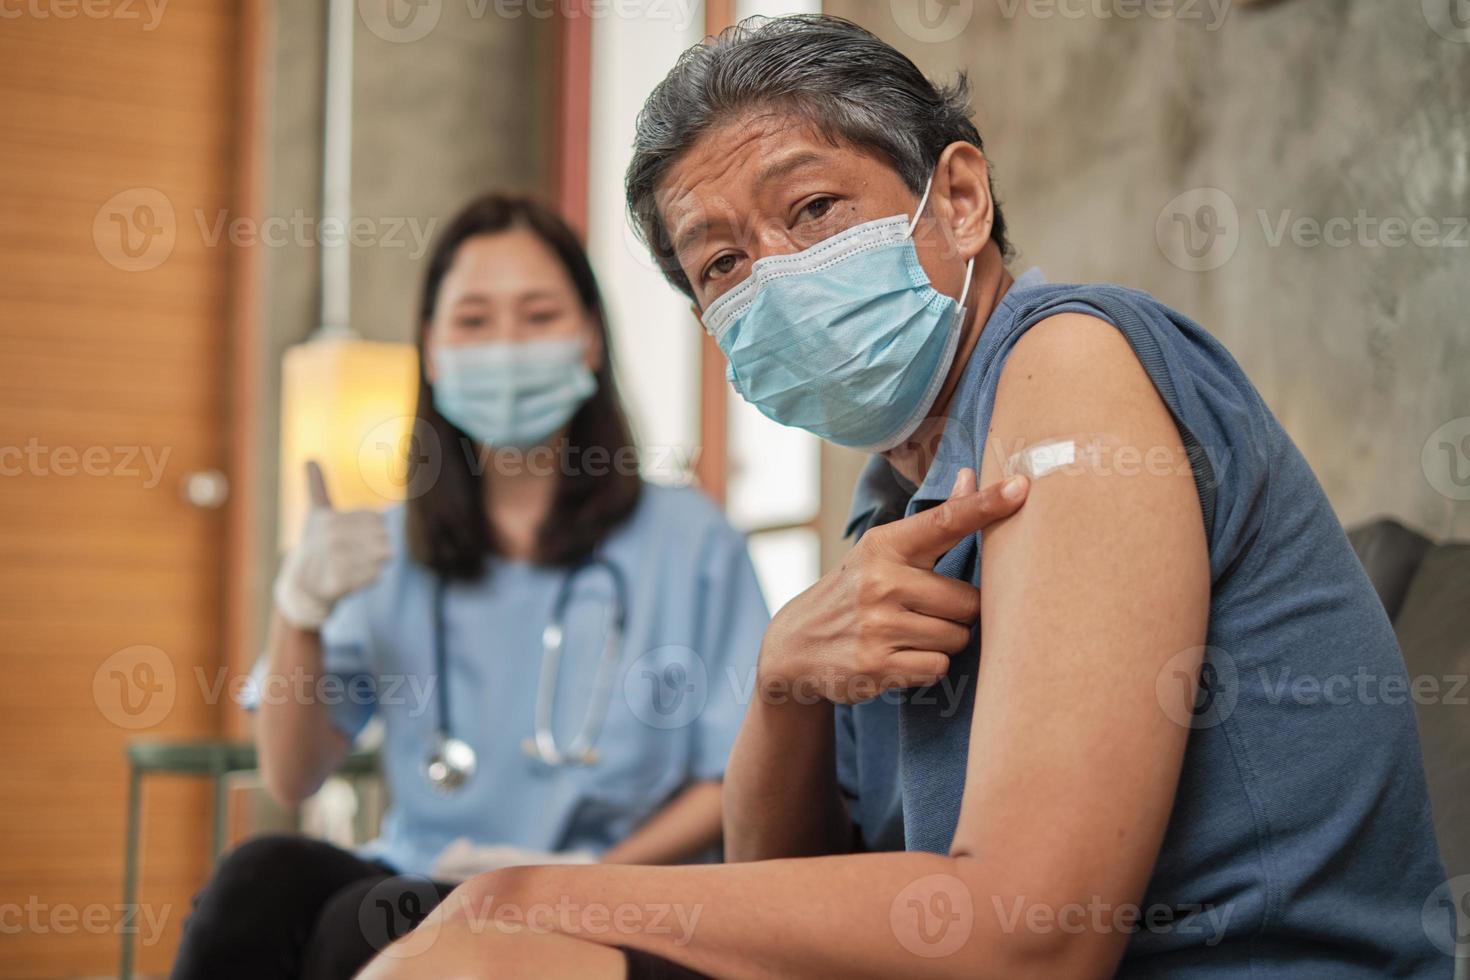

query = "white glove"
273;460;391;630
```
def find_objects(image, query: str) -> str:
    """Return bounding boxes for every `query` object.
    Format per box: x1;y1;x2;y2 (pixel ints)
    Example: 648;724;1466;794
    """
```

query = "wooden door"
0;4;254;975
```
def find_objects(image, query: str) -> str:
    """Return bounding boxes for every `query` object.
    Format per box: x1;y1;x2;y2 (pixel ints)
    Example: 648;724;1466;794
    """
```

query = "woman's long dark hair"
406;194;642;579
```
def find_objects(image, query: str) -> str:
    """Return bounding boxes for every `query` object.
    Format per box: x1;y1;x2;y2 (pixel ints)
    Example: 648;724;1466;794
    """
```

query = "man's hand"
757;468;1028;703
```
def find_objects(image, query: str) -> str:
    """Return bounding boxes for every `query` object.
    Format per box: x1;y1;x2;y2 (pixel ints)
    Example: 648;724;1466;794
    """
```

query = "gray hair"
625;14;1011;299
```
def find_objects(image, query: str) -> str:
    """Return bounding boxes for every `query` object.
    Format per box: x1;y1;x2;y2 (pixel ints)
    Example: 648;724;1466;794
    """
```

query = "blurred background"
1;0;1467;975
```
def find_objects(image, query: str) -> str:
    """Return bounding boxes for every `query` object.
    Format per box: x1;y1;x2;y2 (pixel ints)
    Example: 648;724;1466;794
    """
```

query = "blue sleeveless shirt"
838;272;1453;977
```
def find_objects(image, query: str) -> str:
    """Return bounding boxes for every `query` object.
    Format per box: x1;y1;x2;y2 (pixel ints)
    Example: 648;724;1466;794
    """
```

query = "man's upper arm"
953;313;1210;965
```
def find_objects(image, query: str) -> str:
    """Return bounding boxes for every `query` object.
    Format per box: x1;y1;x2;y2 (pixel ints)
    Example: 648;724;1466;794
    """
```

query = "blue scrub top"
249;482;768;876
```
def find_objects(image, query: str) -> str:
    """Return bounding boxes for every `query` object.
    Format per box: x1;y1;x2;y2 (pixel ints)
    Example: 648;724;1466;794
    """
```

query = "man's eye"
800;197;836;221
455;316;488;330
704;254;739;282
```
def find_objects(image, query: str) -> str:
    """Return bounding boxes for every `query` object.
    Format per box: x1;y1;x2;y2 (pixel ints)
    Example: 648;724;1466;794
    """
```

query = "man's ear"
934;141;994;262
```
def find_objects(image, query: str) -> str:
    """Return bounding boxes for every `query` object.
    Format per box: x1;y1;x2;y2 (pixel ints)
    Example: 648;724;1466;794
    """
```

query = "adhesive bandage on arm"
1001;435;1116;481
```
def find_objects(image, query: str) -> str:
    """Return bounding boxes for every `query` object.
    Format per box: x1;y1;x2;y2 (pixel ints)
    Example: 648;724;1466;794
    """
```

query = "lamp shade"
278;334;420;549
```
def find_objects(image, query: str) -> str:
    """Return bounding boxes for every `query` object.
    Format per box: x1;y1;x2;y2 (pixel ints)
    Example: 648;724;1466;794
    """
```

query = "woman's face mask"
426;230;601;449
432;337;597;449
701;174;973;453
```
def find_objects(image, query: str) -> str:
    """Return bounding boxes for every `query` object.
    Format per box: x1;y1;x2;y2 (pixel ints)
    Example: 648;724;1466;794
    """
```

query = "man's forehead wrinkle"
752;150;828;191
654;180;714;257
662;179;741;256
661;129;778;253
661;111;817;207
687;122;787;187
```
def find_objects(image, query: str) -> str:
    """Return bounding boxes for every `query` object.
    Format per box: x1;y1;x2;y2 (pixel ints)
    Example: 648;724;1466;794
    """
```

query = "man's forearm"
431;851;1110;980
720;690;854;862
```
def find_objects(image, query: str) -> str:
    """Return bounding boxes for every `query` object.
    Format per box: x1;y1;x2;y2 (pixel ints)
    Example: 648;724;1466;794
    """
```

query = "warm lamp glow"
278;335;420;549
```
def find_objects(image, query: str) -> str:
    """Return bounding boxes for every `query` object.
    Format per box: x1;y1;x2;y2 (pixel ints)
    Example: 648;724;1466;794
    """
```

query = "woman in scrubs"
172;194;768;980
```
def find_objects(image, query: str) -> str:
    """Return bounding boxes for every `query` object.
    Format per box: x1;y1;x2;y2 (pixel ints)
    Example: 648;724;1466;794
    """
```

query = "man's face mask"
700;173;974;452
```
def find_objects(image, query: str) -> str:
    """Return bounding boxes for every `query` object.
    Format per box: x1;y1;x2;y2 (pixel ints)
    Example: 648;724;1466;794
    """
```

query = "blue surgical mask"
701;176;974;452
432;337;597;449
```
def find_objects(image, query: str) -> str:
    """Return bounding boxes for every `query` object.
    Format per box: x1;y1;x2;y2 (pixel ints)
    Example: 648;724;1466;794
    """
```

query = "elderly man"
361;15;1450;979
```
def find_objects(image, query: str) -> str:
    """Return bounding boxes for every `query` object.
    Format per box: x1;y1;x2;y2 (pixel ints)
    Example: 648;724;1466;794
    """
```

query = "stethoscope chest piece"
425;734;477;793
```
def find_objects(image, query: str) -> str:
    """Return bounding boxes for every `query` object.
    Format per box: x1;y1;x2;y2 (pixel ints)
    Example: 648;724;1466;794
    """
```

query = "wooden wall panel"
0;4;247;976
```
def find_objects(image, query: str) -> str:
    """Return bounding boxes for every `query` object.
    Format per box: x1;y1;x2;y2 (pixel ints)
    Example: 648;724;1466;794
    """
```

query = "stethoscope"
423;555;629;792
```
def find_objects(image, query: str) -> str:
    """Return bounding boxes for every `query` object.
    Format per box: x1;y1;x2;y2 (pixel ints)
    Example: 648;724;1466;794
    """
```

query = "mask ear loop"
906;176;935;236
956;255;975;314
907;175;977;318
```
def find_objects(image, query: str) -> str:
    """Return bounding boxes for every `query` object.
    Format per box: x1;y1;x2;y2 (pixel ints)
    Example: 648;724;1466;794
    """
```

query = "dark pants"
173;833;712;979
170;834;455;980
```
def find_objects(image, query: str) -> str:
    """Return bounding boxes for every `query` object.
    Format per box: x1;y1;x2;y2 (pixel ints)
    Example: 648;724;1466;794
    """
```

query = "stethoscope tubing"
430;554;629;774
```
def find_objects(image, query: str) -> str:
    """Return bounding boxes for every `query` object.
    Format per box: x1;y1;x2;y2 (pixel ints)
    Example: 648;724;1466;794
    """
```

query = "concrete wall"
244;0;555;656
830;0;1470;539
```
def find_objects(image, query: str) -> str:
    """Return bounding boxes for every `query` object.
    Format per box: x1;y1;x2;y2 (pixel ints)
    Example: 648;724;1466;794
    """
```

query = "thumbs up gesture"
756;469;1029;703
273;460;392;630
